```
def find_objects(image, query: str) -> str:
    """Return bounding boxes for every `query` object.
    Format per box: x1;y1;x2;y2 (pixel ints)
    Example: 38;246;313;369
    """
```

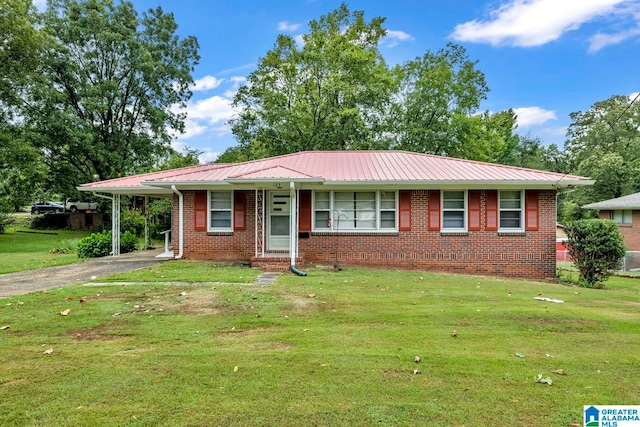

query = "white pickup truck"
65;199;99;213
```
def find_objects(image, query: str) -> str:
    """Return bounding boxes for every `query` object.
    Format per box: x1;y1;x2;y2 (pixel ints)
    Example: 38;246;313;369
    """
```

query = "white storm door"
267;192;290;251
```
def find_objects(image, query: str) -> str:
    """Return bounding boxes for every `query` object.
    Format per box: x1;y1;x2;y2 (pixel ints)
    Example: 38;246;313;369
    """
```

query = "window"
499;190;523;230
209;191;232;230
313;190;397;231
314;191;331;230
380;191;396;229
612;210;632;225
442;191;466;231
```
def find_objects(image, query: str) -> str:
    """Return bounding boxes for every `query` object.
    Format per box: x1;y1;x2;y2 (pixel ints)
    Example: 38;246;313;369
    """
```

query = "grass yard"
0;227;92;274
1;265;639;426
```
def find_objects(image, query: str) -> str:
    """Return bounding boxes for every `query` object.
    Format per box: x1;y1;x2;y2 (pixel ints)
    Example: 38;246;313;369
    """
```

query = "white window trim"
441;190;467;232
207;190;233;232
498;190;524;232
312;190;399;233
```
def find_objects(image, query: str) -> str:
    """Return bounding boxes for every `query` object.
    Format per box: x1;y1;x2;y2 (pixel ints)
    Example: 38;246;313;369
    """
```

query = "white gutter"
171;185;184;259
290;181;296;267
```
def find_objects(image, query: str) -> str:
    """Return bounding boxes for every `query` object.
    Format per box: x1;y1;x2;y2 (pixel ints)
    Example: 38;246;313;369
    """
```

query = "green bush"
30;213;69;229
121;208;145;237
565;219;626;288
120;230;138;253
77;230;139;258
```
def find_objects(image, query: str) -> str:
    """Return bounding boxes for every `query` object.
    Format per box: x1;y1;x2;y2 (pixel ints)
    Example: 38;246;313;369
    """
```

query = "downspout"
289;181;307;276
171;185;184;259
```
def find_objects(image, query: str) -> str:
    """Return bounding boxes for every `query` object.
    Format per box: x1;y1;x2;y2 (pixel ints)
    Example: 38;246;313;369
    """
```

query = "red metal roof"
79;150;593;192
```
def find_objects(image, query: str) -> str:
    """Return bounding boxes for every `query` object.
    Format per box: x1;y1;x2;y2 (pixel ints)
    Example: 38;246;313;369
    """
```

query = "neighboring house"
583;192;640;251
78;151;593;279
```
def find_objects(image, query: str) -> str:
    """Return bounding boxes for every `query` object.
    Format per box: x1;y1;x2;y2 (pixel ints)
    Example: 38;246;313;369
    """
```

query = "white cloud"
513;106;557;127
278;21;302;32
383;30;415;47
193;75;224;92
33;0;46;10
451;0;631;47
199;150;222;164
294;34;305;48
630;91;640;100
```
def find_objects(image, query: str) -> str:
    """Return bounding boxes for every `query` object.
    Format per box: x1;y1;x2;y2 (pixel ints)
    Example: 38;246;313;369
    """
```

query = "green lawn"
1;265;638;426
0;227;92;274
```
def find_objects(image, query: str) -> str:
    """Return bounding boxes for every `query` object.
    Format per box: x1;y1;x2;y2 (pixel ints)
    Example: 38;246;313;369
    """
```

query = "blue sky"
36;0;640;162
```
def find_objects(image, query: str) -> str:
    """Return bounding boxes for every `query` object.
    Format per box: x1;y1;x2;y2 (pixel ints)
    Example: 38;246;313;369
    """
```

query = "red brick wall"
175;189;557;279
598;210;640;251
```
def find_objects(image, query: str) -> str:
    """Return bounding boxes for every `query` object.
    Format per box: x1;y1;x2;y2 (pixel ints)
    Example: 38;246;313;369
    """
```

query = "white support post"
112;194;121;256
144;196;149;249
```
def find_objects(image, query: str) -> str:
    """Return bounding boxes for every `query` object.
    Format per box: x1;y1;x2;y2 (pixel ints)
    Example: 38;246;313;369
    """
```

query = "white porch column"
112;194;121;256
289;181;297;266
144;196;149;249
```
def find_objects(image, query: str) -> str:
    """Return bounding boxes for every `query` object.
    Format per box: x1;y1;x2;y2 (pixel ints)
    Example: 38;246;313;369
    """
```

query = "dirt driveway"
0;249;170;297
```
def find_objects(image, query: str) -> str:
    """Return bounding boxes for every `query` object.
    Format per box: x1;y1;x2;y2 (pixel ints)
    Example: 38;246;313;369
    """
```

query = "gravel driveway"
0;249;170;297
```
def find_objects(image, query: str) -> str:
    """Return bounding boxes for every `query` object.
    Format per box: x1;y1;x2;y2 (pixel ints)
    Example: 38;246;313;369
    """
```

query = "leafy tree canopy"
564;94;640;204
231;3;394;159
230;4;513;161
25;0;200;195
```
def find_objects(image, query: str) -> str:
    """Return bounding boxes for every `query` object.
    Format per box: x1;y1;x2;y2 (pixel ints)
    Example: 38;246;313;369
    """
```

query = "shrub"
565;219;626;288
77;230;112;258
121;208;145;237
49;239;79;254
77;230;139;258
30;213;69;230
120;230;138;254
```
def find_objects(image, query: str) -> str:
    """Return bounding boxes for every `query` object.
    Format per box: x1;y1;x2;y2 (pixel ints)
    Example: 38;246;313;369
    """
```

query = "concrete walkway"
0;251;282;297
0;249;169;297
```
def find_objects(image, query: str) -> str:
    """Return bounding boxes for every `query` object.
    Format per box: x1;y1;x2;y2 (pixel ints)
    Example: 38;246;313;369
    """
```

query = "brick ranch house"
79;150;593;279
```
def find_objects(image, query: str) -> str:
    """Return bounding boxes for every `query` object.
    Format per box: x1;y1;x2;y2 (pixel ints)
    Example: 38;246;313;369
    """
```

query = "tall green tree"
27;0;199;195
231;3;395;159
564;94;640;203
389;43;504;160
0;0;43;108
0;125;47;211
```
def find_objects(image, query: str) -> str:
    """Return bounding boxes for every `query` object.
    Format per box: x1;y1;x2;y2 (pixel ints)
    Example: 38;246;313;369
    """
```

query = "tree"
0;124;47;211
389;43;507;160
0;0;43;108
26;0;199;195
564;95;640;204
565;219;626;288
231;3;395;159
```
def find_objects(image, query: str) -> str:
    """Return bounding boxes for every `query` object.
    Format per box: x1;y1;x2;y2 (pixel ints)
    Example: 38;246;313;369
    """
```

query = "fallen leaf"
60;309;71;316
233;366;239;373
0;325;9;330
66;296;74;301
308;294;316;298
79;297;87;303
552;369;566;375
515;352;525;358
413;369;420;375
546;353;555;358
179;291;187;296
43;348;53;355
451;331;458;337
414;356;421;363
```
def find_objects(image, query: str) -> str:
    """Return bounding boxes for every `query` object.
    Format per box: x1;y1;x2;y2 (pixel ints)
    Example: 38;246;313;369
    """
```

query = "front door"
267;192;290;251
